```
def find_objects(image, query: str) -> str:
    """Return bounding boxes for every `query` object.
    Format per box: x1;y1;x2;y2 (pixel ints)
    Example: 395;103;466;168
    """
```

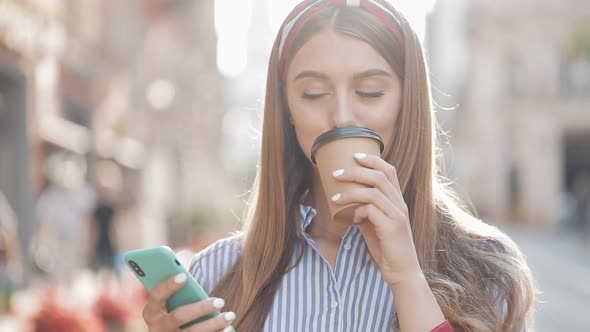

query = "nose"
330;93;356;129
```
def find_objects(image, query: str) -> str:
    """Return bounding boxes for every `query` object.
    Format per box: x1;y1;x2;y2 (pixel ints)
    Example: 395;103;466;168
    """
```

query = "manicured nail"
331;193;341;201
174;273;186;283
212;298;225;309
224;325;235;332
332;169;344;177
224;311;236;321
354;153;367;159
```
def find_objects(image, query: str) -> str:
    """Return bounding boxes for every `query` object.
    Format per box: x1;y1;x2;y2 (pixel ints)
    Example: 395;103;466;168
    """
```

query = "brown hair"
210;5;535;332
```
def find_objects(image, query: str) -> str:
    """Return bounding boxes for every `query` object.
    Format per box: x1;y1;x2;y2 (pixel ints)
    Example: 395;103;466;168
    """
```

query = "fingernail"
224;311;236;321
223;325;234;332
354;153;367;159
174;273;186;283
213;298;225;309
332;169;344;177
331;193;341;201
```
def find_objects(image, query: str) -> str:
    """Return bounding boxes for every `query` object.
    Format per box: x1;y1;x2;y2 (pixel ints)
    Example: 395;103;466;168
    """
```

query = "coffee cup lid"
311;126;384;164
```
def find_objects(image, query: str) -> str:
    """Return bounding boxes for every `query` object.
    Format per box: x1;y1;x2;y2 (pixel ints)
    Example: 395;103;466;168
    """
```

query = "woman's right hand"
142;273;236;332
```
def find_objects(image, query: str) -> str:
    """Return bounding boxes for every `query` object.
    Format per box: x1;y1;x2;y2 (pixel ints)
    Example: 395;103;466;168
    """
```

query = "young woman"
140;1;535;331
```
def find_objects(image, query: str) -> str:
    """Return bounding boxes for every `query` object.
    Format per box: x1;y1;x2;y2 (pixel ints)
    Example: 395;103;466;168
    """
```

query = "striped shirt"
189;204;396;331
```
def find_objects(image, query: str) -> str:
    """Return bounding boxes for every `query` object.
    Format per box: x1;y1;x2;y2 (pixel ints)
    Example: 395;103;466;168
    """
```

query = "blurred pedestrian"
572;170;590;241
33;153;95;281
138;1;535;332
0;191;22;313
91;184;118;271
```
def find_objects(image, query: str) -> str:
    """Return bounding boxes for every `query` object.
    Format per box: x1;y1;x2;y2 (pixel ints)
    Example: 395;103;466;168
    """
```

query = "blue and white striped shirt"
189;204;396;331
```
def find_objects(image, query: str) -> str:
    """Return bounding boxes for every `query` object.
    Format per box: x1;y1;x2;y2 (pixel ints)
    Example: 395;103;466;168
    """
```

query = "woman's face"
285;29;402;162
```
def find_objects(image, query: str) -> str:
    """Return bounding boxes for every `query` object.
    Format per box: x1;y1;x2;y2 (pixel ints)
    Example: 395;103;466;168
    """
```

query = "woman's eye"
356;91;385;98
301;93;329;100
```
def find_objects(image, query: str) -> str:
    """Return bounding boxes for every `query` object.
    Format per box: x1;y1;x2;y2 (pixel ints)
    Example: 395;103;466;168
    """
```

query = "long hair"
210;4;535;332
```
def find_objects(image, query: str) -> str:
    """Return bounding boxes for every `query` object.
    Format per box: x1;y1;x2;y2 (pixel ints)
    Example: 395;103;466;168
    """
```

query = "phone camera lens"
129;260;145;277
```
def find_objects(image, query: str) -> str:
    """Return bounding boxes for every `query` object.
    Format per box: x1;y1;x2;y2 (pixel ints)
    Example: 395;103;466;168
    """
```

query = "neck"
304;170;350;244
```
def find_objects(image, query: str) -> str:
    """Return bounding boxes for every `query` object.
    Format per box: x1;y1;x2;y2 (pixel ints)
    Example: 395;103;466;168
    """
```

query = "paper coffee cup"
311;126;384;226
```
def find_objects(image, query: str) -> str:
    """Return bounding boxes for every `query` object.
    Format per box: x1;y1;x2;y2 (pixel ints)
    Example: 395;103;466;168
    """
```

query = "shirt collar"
298;203;363;248
299;203;317;231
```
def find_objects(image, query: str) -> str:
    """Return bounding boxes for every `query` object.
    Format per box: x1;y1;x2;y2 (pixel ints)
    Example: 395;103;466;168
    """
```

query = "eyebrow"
293;70;328;81
353;69;393;80
293;69;393;81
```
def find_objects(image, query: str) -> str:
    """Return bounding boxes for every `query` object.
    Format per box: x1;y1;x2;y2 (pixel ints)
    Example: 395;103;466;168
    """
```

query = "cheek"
370;100;401;151
288;97;330;162
288;105;320;161
292;117;320;161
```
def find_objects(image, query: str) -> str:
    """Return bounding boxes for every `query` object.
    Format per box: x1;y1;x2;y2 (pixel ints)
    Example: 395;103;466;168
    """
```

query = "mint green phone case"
124;246;236;330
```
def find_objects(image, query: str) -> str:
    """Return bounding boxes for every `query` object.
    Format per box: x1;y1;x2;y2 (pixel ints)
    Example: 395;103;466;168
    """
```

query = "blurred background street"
0;0;589;331
505;228;590;331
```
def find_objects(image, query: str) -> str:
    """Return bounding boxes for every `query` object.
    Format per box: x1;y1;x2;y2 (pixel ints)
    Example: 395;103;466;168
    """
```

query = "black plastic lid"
311;126;384;164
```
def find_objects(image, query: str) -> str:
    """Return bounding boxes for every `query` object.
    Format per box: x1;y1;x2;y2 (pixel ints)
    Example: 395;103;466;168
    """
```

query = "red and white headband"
278;0;404;77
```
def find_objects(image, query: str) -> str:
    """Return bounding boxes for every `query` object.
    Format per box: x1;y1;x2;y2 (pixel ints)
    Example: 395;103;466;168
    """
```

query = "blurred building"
92;0;228;249
0;0;63;280
0;0;226;278
427;0;590;227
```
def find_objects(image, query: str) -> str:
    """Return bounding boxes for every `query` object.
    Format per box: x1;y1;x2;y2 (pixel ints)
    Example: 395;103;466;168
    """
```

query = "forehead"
286;29;393;82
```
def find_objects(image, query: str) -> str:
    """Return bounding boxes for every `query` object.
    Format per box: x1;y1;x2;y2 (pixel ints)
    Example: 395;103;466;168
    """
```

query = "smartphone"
124;246;236;330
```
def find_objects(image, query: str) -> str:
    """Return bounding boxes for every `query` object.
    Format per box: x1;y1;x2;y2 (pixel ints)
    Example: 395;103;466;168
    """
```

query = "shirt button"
343;243;352;250
331;300;338;308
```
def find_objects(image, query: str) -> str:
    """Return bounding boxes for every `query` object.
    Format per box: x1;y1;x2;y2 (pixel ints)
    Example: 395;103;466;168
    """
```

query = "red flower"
31;286;105;332
93;277;146;325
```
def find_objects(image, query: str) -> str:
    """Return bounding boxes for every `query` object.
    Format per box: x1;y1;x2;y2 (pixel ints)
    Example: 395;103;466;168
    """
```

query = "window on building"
560;26;590;99
507;55;526;98
63;96;91;128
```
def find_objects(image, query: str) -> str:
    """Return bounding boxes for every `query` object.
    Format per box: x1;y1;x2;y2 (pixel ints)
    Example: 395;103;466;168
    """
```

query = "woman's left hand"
331;153;423;287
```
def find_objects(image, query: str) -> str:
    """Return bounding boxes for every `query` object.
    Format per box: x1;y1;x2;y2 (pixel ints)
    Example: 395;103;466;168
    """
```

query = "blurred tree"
566;23;590;59
187;206;215;234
